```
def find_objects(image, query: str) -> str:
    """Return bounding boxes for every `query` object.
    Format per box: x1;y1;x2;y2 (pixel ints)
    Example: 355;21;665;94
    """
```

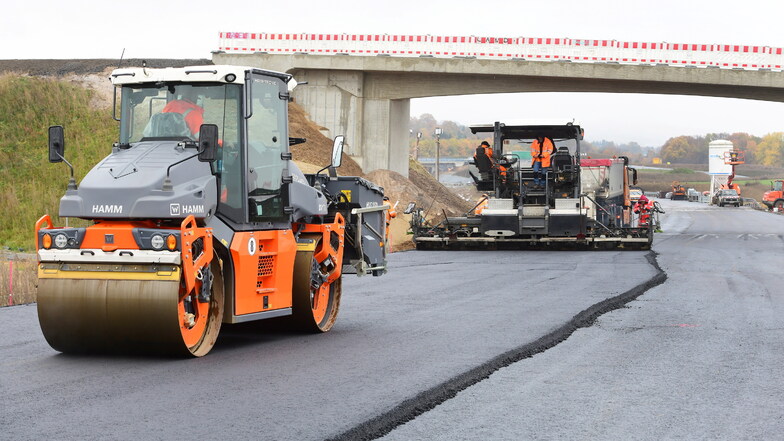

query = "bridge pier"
284;69;410;176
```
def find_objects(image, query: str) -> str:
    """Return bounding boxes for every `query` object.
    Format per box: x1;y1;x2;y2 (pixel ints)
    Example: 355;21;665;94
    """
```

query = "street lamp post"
410;130;422;160
434;127;442;182
414;131;422;161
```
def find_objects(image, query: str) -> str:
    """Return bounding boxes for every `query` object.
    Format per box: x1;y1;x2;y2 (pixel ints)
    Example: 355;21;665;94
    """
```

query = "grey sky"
2;0;782;147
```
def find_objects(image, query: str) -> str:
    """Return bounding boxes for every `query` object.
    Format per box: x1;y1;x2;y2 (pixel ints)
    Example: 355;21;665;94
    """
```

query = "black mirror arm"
55;151;78;190
162;152;200;191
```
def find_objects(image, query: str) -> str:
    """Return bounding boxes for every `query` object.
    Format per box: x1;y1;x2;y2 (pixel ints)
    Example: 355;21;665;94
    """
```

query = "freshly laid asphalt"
382;200;784;440
0;227;657;439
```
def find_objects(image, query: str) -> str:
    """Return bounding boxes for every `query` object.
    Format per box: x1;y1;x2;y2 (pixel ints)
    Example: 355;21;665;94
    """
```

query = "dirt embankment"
288;103;364;177
364;161;475;252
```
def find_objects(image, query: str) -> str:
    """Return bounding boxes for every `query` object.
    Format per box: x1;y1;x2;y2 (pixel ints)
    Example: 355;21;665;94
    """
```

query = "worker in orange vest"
530;135;555;189
633;194;654;226
479;141;493;161
474;194;490;215
383;196;396;251
473;141;494;181
161;87;205;137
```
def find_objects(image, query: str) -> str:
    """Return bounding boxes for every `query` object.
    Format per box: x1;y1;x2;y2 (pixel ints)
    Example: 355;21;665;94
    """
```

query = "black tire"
185;258;225;357
292;235;341;333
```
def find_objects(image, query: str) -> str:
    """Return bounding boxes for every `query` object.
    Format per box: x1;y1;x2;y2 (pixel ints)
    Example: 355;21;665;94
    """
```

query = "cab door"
227;72;297;319
245;72;291;228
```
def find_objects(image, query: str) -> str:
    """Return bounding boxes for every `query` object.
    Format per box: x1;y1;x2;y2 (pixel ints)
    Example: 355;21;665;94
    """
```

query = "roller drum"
37;262;223;357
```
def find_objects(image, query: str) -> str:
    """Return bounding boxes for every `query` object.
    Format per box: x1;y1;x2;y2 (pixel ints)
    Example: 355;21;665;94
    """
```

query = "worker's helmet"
638;195;648;203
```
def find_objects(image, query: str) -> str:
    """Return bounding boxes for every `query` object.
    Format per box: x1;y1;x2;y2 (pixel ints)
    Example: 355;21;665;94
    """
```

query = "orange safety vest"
473;145;494;163
531;138;555;168
474;197;489;215
162;100;204;135
383;200;396;243
384;200;397;222
483;145;493;161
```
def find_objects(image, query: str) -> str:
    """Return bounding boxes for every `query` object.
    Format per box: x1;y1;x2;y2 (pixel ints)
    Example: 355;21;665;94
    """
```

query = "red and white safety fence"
217;32;784;71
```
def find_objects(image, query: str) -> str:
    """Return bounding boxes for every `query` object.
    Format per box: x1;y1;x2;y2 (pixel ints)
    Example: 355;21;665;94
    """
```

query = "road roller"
35;65;388;357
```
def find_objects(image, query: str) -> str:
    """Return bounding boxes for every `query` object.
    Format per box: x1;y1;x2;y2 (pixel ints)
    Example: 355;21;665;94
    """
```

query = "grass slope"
0;74;115;250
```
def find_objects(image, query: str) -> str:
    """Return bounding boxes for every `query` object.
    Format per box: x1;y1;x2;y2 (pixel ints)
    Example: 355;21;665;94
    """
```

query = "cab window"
246;75;289;223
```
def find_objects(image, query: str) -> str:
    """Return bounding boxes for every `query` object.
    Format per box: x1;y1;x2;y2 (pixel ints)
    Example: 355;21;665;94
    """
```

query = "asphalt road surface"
0;229;658;439
383;199;784;440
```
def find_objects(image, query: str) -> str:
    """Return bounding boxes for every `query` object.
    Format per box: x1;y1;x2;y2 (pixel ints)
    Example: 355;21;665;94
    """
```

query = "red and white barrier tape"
217;32;784;70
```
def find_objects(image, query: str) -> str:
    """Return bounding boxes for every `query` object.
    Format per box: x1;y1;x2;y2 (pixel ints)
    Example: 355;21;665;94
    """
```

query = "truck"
762;180;784;211
712;188;741;207
408;122;657;250
35;65;388;357
670;182;687;200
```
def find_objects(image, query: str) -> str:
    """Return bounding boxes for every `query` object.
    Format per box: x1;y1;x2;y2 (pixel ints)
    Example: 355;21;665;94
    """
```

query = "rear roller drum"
292;238;341;333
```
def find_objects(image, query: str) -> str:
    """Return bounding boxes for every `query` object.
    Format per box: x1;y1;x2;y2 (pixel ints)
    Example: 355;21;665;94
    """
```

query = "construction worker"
383;196;396;251
473;141;494;181
530;134;555;188
633;194;653;226
161;86;205;137
474;194;490;215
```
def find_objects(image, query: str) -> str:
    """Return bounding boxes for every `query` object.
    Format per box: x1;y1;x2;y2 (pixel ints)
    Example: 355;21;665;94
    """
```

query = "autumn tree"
660;136;695;163
755;132;784;167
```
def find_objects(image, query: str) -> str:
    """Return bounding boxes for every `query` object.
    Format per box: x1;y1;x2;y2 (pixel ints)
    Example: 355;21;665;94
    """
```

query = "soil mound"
288;103;363;177
365;162;474;252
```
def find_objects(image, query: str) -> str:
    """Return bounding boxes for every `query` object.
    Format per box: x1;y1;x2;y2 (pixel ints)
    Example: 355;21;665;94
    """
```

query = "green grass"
0;75;115;250
669;168;695;174
732;179;767;185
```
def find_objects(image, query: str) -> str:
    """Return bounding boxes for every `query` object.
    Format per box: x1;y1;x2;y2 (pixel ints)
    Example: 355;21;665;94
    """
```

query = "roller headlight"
54;233;68;249
150;234;165;250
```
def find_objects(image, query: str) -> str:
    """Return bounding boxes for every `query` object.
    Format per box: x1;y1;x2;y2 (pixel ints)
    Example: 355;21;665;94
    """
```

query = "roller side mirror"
331;135;344;168
198;124;219;162
48;125;65;163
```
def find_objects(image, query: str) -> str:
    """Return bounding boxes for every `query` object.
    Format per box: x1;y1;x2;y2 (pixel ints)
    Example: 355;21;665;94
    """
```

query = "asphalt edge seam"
329;250;668;441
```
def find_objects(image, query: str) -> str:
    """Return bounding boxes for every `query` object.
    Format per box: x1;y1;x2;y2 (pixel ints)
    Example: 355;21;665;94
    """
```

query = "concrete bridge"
213;33;784;177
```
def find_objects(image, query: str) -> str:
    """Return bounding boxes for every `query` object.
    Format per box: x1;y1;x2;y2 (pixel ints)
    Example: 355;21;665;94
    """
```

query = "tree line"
659;132;784;166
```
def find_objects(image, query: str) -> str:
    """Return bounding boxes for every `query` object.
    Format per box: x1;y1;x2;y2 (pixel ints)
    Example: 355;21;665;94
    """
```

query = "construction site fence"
218;32;784;71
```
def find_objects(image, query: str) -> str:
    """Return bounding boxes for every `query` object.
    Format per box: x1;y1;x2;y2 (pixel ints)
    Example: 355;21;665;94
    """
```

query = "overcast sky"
3;0;783;147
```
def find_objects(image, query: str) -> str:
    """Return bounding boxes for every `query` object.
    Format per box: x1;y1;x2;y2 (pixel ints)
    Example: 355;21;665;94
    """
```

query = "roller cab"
36;65;387;357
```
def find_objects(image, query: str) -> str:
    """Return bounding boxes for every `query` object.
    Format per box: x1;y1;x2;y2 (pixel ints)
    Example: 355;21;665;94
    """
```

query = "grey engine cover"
287;161;328;221
60;141;217;219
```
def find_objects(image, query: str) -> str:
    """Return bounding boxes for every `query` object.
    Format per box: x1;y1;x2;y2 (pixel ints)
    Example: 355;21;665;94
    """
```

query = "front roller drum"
37;260;224;357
